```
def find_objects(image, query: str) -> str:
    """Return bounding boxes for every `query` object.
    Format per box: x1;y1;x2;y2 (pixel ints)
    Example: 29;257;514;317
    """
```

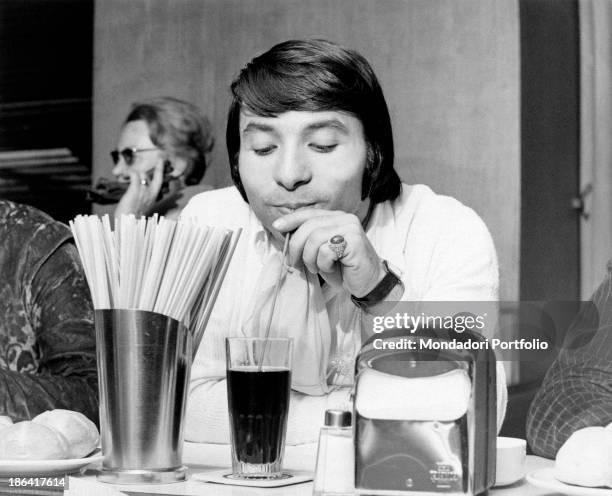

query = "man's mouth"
274;202;318;215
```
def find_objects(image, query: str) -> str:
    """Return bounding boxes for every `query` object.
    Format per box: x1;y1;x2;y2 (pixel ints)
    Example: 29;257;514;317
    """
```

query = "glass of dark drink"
225;337;292;479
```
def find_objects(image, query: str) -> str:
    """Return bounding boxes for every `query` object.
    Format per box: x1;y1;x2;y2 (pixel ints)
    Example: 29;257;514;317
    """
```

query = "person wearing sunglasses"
102;96;214;218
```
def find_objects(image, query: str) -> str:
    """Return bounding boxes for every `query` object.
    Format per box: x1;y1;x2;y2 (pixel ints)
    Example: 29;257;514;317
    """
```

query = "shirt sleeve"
421;206;499;302
527;265;612;458
0;241;99;423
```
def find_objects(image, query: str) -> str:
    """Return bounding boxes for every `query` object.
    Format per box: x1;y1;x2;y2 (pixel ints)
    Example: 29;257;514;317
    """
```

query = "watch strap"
351;260;402;309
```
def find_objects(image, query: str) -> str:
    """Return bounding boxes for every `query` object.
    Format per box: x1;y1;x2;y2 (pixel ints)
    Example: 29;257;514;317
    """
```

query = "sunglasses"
110;147;159;166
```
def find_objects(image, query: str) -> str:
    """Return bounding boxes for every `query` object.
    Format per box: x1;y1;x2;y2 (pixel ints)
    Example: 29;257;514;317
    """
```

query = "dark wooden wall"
520;0;580;302
0;0;93;223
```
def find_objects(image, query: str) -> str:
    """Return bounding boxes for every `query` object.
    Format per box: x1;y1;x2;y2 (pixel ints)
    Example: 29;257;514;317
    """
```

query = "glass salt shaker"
313;409;354;496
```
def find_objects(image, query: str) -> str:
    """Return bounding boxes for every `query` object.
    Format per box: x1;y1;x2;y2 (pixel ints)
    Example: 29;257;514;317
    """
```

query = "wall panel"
93;0;520;299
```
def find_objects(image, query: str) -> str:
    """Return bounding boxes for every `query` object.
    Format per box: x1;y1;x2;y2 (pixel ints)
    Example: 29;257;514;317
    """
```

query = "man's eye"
310;143;338;153
253;145;276;156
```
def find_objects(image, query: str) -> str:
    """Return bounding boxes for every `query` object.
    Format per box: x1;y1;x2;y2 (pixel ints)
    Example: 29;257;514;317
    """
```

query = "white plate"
527;468;612;495
0;450;103;476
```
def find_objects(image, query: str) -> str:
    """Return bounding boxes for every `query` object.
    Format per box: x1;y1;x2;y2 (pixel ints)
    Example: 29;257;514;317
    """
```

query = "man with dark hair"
0;201;98;423
182;39;500;444
226;39;400;206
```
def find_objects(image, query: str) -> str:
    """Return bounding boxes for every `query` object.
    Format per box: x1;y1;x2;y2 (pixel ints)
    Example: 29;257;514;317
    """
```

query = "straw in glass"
258;233;291;371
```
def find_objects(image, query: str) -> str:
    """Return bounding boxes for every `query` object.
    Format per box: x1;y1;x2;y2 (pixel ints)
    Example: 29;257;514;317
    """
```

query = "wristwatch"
351;260;404;310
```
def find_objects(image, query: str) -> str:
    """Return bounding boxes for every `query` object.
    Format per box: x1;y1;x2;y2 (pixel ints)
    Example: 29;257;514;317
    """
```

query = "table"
69;444;563;496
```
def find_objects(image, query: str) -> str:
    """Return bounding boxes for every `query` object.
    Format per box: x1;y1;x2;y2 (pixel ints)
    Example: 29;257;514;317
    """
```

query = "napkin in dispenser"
353;328;496;496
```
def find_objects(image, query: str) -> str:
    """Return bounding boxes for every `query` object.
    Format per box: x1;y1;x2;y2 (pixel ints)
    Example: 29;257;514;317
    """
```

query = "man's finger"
316;240;338;274
287;214;345;267
317;260;342;288
126;170;142;193
301;227;339;273
150;162;164;196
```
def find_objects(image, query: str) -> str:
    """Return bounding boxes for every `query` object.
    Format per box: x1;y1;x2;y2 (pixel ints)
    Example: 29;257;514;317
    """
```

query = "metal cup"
95;309;192;484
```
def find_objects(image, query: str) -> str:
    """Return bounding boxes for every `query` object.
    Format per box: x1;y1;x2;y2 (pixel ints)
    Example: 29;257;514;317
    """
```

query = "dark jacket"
0;201;98;423
527;261;612;458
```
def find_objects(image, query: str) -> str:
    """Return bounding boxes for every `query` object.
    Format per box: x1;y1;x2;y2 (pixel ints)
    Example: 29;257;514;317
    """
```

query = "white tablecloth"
69;444;558;496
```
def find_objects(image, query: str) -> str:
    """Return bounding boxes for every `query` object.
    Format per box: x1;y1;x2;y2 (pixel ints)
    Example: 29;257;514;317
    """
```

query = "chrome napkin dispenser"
353;328;496;496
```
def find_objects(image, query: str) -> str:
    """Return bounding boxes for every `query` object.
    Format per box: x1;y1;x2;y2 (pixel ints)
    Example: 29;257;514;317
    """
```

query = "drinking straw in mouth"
258;232;291;371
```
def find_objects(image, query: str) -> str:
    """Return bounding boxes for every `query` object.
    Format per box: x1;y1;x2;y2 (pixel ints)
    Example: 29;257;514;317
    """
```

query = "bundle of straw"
70;214;241;347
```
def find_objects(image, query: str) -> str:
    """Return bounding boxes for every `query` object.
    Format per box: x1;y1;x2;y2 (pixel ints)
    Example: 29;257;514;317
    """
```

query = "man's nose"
273;148;312;190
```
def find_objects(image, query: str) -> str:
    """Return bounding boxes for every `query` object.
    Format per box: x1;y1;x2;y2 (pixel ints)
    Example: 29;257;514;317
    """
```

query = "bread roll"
0;421;69;460
554;426;612;488
33;409;99;458
0;416;13;430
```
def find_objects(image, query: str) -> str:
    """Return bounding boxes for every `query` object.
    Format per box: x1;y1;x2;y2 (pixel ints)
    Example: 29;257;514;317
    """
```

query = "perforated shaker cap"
324;409;352;427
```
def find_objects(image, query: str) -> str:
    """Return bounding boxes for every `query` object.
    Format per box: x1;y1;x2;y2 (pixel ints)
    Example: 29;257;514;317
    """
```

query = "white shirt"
181;183;502;444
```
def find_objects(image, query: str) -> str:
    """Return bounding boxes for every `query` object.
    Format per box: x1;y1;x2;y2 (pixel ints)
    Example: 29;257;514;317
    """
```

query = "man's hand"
114;163;164;217
272;208;385;297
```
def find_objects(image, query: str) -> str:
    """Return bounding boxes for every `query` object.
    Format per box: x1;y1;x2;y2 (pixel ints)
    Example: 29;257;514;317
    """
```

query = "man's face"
238;110;370;238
